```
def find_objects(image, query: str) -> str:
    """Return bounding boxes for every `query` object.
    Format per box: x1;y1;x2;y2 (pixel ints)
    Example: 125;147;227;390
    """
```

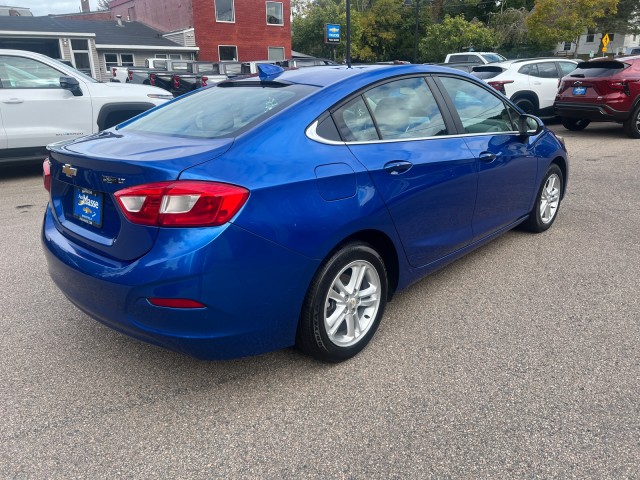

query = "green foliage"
597;0;640;35
526;0;619;46
419;14;498;62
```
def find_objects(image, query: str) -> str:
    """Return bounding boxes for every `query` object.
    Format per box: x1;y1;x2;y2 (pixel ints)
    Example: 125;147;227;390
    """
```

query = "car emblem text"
102;175;126;185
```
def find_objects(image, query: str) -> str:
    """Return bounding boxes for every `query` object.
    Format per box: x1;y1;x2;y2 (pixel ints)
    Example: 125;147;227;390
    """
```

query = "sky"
15;1;100;16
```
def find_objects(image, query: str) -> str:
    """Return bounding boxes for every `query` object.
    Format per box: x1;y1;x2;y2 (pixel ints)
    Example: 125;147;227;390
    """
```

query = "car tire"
622;104;640;138
520;164;563;233
514;97;536;115
297;242;387;362
561;117;590;131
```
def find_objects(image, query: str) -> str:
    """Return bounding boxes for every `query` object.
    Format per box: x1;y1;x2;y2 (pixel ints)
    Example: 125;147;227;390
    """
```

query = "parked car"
555;56;640;137
436;62;477;73
149;61;227;96
116;59;193;85
277;58;338;68
0;49;173;165
444;52;506;65
473;58;578;116
42;64;568;362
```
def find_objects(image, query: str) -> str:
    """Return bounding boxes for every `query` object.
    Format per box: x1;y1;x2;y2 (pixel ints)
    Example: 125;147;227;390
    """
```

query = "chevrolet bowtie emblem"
62;164;78;178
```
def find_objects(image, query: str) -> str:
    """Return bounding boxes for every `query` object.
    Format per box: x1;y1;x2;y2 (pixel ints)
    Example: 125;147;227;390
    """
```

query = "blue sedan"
42;64;568;362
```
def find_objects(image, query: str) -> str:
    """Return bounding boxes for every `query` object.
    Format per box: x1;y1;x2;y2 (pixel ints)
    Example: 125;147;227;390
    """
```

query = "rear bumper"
554;101;630;122
42;204;319;360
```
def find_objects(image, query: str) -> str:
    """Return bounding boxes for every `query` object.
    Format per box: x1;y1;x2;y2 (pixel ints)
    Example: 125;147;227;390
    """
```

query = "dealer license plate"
572;87;587;95
73;187;103;227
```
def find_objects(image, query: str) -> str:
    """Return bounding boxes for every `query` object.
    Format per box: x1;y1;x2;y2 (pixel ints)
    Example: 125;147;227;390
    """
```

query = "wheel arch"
96;102;156;130
329;229;400;301
511;90;539;109
551;155;568;199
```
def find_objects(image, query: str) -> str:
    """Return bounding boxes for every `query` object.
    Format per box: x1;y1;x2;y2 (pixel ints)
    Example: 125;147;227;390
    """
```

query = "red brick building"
107;0;291;62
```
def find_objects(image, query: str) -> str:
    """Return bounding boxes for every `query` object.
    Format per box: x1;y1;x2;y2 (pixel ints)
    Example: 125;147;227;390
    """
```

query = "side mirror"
60;76;82;96
518;114;543;136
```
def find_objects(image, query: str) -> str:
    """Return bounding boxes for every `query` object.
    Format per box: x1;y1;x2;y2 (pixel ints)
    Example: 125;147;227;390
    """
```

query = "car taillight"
201;76;208;87
488;80;514;94
609;79;637;95
173;75;180;89
114;181;249;227
112;67;117;78
150;73;156;86
128;70;133;81
43;158;51;192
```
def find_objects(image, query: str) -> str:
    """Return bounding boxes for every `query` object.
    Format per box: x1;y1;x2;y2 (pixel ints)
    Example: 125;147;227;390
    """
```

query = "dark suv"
554;56;640;138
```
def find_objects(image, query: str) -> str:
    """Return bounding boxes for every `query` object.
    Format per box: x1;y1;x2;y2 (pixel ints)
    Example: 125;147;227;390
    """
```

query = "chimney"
80;0;90;12
116;14;123;27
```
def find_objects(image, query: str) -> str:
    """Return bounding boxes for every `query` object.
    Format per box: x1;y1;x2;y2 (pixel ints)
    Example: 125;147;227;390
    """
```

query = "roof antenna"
346;0;351;68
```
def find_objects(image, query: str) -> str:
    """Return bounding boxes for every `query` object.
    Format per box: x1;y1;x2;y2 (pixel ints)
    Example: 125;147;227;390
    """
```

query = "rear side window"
122;83;315;139
333;96;378;142
364;77;447;139
481;53;506;63
449;54;470;63
531;62;559;78
570;61;630;77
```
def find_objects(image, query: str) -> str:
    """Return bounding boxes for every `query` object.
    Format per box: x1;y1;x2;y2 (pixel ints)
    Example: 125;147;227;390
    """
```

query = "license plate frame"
572;86;587;95
73;187;103;228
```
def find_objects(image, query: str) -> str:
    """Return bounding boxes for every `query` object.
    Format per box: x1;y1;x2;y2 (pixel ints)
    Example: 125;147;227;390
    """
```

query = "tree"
526;0;618;57
419;14;498;62
597;0;640;37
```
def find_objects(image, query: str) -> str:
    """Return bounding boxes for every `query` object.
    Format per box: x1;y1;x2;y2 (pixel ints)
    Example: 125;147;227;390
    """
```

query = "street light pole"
413;0;419;63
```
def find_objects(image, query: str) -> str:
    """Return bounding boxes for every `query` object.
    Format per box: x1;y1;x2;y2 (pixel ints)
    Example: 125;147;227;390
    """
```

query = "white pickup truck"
110;57;169;84
0;49;173;164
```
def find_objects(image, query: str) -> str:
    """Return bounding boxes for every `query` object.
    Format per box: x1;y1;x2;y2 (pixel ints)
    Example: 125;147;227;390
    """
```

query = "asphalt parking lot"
1;122;638;478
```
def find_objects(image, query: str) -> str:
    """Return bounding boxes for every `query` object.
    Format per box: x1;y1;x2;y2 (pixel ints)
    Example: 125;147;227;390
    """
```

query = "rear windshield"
120;83;316;139
570;61;630;77
472;66;504;79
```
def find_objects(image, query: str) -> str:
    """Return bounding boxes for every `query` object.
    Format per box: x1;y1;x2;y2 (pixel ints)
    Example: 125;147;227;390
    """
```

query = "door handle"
479;152;496;162
3;98;24;104
384;160;413;175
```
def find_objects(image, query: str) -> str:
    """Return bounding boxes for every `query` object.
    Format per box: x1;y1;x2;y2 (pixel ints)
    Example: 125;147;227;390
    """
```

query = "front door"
0;54;92;149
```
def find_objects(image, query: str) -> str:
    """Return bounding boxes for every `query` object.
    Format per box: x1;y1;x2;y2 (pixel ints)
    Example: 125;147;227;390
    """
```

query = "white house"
555;31;640;57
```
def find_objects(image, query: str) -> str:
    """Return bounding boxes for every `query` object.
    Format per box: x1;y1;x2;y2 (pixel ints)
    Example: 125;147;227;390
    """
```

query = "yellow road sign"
602;46;608;53
602;33;610;47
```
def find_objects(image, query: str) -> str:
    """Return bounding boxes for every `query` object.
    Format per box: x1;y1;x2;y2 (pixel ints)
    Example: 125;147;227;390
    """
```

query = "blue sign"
325;23;341;44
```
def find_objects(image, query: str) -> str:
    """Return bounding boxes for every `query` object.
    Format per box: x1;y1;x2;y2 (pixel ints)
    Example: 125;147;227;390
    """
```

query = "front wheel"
623;104;640;138
561;117;590;131
520;164;563;233
297;243;388;362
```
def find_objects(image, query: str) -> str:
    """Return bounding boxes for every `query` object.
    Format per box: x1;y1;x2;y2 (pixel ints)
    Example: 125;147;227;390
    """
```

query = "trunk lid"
47;130;233;261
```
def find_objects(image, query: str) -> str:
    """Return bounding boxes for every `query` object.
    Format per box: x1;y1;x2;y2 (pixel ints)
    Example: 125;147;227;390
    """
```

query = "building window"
266;1;283;25
155;54;168;59
215;0;235;22
104;53;134;72
268;47;285;61
609;33;615;41
219;45;238;61
563;42;572;51
586;34;594;43
70;39;91;75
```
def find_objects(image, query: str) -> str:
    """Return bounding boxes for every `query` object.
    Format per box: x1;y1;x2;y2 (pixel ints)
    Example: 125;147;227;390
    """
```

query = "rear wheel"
561;117;590;131
520;164;563;233
297;243;387;362
514;97;536;115
623;104;640;138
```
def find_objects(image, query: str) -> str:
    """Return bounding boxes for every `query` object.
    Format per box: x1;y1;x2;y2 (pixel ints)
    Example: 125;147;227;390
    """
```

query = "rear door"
0;54;92;149
528;61;562;109
335;75;479;268
434;75;539;239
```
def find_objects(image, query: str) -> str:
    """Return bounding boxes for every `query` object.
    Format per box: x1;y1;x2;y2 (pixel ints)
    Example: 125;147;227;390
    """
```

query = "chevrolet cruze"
42;64;568;362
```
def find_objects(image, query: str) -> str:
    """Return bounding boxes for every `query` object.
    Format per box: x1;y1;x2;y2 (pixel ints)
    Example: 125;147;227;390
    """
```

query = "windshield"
121;83;316;139
481;53;507;63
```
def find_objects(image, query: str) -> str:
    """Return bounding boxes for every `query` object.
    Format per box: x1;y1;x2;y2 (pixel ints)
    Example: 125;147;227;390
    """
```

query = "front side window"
219;45;238;61
0;55;62;89
122;84;315;139
364;77;447;140
215;0;235;22
266;1;283;25
439;76;516;134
